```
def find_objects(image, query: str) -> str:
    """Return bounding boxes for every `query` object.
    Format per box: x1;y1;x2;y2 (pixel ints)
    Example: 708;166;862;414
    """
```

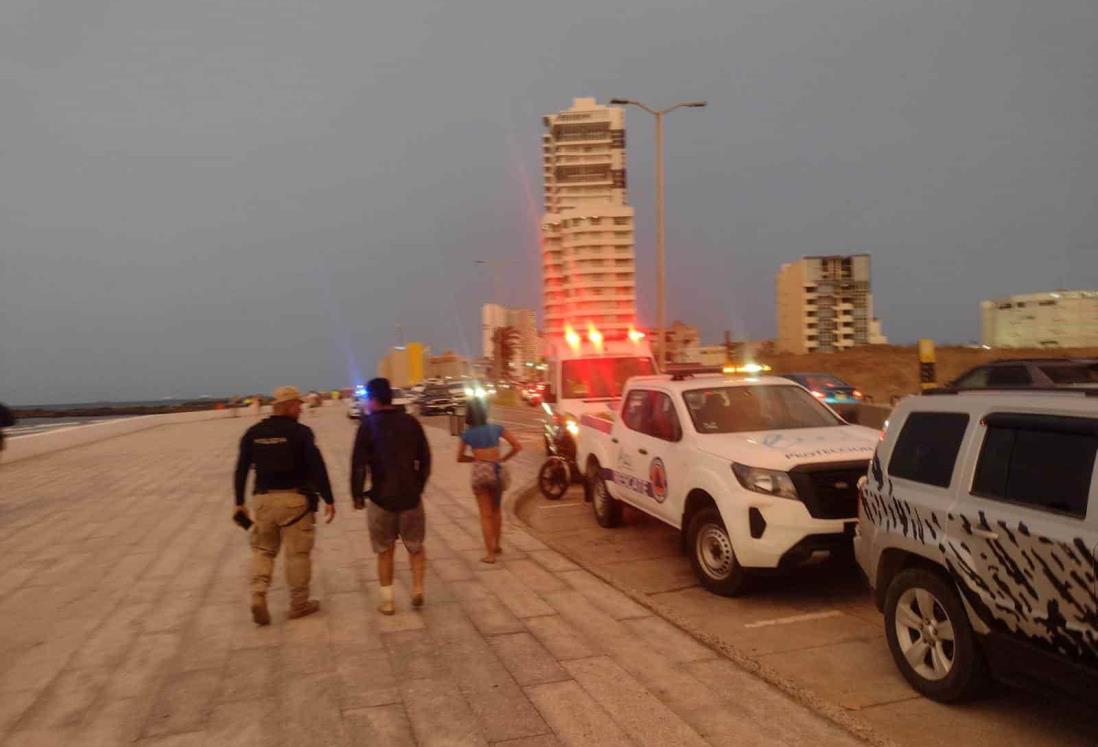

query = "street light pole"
609;98;707;372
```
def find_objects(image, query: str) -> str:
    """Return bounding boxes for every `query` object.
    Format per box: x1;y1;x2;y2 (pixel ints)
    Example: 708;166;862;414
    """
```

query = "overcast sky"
2;1;1096;403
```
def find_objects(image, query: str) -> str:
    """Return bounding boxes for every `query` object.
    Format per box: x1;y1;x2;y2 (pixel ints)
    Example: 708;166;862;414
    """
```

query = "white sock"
380;585;393;603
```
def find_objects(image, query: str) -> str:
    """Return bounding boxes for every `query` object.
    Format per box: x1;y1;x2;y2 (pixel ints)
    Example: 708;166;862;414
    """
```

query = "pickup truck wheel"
687;507;747;596
588;461;621;528
884;568;988;702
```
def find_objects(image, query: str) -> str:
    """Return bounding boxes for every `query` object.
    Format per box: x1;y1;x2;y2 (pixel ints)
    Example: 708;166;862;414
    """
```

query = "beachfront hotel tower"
540;98;637;339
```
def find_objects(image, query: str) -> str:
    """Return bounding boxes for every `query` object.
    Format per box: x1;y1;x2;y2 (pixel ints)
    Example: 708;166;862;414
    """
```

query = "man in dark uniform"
351;378;431;615
234;385;336;625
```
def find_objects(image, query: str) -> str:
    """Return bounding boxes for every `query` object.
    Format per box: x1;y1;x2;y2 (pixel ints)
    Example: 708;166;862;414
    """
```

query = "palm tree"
492;326;521;379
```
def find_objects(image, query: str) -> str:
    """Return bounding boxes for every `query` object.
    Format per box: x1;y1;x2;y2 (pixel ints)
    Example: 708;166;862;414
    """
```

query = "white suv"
578;373;880;595
855;388;1098;702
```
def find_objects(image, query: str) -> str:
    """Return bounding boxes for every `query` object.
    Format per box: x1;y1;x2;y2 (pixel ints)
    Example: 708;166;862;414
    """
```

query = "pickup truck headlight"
732;463;799;500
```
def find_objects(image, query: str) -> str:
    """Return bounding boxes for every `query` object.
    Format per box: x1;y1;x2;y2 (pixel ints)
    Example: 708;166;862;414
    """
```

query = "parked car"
577;368;879;596
777;373;864;405
418;385;458;416
347;387;413;418
949;358;1098;389
855;387;1098;703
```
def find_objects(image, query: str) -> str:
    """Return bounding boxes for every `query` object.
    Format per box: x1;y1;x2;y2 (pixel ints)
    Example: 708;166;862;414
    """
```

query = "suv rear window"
972;414;1097;518
888;412;970;488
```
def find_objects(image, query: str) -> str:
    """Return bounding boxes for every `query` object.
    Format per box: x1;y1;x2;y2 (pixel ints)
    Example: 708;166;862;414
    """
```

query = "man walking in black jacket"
351;378;431;615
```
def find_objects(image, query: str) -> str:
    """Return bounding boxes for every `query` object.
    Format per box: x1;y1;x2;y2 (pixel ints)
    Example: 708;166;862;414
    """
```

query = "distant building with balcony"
540;98;637;339
482;303;538;375
980;290;1098;348
776;254;887;354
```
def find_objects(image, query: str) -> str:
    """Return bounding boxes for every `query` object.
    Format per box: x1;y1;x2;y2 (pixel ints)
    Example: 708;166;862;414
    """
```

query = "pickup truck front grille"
788;461;868;520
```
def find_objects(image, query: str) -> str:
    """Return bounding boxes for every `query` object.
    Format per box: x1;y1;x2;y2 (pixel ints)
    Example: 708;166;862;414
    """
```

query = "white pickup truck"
576;370;880;595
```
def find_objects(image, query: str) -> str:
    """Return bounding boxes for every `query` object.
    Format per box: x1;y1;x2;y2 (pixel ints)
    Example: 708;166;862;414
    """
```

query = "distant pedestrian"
251;396;263;417
351;377;431;615
457;398;522;563
0;402;14;460
234;386;336;625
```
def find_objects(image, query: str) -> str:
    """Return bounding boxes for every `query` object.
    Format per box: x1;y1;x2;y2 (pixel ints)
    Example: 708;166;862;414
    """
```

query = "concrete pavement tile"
401;677;488;747
431;556;475;582
0;689;39;738
107;632;181;700
0;567;35;598
14;666;109;731
477;566;556;619
78;697;148;746
499;528;549;553
344;704;416;747
562;657;707;747
524;680;632;747
492;736;562;747
221;647;280;703
334;643;400;711
383;629;448;681
141;668;222;738
648;584;815;626
599;556;699;595
421;605;550;742
205;697;283;747
279;672;351;746
70;602;151;670
449;579;526;636
557;571;650;620
858;686;1098;747
523;615;598;661
500;559;568;594
705;608;879;657
487;632;569;687
134;731;208;746
620;616;715;664
0;633;83;693
686;658;864;745
757;635;914;710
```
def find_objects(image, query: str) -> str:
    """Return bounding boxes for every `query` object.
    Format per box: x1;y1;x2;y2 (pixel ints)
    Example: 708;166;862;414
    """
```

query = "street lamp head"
609;98;631;105
684;101;708;108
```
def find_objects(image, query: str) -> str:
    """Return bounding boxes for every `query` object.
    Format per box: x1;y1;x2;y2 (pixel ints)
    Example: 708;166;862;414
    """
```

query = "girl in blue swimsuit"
457;399;523;563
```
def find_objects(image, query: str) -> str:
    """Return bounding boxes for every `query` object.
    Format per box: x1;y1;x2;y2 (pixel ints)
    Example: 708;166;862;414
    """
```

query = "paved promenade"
0;406;863;746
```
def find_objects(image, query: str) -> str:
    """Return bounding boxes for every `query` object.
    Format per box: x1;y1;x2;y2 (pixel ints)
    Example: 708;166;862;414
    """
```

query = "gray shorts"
367;501;426;554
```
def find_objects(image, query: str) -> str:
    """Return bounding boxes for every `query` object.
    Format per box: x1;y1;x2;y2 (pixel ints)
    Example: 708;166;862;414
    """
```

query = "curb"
512;482;899;747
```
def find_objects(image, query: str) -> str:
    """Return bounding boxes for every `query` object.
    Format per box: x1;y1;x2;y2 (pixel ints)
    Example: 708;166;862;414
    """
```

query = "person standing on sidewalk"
350;377;431;616
234;385;336;625
456;398;523;564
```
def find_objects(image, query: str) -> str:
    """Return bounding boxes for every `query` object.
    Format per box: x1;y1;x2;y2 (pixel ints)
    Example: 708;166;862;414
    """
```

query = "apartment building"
776;254;887;354
482;303;538;373
980;290;1098;348
541;98;637;339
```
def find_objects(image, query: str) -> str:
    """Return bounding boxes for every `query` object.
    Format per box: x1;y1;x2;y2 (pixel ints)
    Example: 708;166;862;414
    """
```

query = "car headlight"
565;420;579;436
732;463;799;500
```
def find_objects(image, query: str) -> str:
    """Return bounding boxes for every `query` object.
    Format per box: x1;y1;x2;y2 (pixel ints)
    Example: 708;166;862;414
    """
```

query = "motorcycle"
537;414;580;501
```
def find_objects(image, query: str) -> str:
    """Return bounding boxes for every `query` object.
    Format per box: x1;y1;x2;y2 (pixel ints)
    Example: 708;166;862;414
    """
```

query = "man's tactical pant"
250;491;315;609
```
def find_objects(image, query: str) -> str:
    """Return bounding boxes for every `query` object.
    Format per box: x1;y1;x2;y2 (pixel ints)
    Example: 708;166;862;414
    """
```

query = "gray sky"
2;0;1096;404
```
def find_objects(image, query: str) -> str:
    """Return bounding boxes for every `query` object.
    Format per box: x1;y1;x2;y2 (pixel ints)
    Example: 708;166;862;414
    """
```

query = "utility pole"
609;98;708;372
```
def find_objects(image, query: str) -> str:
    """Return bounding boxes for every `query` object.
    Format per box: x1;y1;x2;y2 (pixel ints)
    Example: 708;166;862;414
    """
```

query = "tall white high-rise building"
541;98;637;339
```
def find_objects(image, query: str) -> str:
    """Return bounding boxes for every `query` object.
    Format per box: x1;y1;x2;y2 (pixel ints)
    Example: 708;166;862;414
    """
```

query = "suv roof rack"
925;386;1098;398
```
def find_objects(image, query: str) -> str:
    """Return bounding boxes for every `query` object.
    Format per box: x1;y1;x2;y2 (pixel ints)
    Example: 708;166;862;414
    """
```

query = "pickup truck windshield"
562;357;656;399
683;385;843;434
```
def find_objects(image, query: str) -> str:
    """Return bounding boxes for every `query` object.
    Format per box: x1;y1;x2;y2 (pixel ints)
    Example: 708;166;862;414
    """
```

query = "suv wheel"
686;506;747;596
588;460;621;528
884;568;987;702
